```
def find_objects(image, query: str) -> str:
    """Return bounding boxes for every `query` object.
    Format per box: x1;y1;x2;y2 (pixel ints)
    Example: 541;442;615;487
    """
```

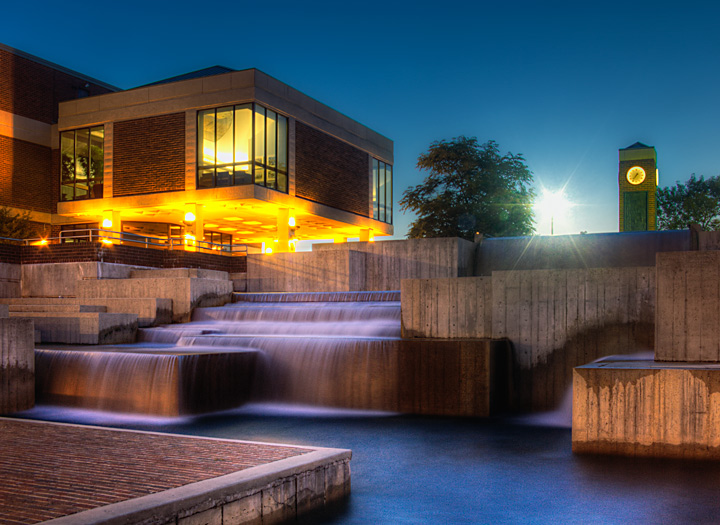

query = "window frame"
197;103;288;193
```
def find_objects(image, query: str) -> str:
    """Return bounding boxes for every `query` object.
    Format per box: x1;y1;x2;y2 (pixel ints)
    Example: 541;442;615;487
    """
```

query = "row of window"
59;113;393;226
372;159;392;224
198;103;289;193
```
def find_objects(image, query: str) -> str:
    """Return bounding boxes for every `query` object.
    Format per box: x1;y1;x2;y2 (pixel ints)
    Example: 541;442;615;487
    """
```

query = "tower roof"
621;142;653;150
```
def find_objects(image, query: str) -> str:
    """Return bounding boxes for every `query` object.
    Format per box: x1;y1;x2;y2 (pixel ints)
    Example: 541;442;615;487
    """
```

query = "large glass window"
61;126;104;201
372;158;392;224
198;103;288;192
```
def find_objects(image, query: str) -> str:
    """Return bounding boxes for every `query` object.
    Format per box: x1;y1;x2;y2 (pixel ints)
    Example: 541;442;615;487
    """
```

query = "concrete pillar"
359;229;374;242
277;208;290;253
0;318;34;414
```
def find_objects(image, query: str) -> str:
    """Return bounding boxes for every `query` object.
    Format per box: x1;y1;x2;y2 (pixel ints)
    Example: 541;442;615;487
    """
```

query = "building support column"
277;208;290;253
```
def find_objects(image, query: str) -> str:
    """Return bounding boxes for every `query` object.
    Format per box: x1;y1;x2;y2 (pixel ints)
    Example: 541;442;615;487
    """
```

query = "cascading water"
36;295;402;415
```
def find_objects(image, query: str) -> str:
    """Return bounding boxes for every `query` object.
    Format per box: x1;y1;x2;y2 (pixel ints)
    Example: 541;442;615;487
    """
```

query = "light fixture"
184;212;196;223
102;218;112;228
265;247;273;254
288;216;296;228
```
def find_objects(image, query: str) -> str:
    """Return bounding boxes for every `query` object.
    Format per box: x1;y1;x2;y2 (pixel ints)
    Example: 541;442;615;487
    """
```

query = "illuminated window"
372;159;392;224
197;103;288;192
60;126;104;201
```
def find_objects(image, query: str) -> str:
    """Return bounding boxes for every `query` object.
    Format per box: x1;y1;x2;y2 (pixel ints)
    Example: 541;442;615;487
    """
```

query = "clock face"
626;166;646;185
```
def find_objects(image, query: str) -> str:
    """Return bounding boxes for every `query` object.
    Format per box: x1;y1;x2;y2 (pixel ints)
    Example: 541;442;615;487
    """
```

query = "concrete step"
129;268;229;281
9;304;107;313
233;291;402;303
0;297;171;327
8;312;137;344
77;278;232;323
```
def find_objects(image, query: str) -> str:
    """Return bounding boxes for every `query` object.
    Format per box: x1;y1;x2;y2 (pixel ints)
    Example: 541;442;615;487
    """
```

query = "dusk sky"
4;1;719;238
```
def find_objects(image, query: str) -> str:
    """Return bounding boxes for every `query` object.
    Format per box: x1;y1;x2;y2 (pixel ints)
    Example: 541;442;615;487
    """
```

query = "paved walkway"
0;418;311;524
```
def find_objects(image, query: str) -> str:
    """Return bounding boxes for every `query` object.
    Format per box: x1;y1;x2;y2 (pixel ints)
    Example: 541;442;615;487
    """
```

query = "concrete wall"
573;364;720;459
76;277;232;323
475;230;689;276
492;267;655;411
0;263;20;298
247;250;365;293
248;238;476;293
0;317;34;414
21;262;147;297
315;238;475;291
656;251;720;362
401;277;493;339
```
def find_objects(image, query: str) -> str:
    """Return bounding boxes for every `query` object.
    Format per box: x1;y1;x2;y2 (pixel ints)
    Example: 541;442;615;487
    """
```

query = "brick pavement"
0;419;311;524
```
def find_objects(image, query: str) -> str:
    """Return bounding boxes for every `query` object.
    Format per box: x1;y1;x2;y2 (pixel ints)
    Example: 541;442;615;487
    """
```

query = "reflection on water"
15;406;720;524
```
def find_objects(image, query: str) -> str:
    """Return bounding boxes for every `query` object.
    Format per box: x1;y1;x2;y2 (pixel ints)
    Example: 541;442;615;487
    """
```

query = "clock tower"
619;142;657;232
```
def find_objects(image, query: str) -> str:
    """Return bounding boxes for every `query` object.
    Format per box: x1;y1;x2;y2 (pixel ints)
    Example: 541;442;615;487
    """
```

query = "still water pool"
19;404;720;524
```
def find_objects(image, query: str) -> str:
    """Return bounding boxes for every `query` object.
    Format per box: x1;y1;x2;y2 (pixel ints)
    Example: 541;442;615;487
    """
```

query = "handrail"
3;229;248;255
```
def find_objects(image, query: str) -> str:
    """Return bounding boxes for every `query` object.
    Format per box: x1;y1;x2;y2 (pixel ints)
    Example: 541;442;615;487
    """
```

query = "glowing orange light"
288;216;296;227
265;247;273;254
184;212;196;223
101;239;113;245
102;218;113;228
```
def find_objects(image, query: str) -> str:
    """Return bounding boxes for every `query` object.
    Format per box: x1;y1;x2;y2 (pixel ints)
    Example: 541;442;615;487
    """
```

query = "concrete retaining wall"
401;277;493;339
247;251;365;293
21;262;148;297
493;267;655;411
315;237;476;291
573;362;720;458
0;263;20;298
77;277;232;323
656;251;720;362
0;317;34;414
475;230;689;275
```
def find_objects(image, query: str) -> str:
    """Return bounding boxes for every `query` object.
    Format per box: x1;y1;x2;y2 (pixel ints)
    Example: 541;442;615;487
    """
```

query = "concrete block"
21;262;146;297
324;460;351;504
9;304;106;313
573;359;720;459
262;478;296;524
656;251;720;362
76;278;231;323
222;492;262;525
296;467;325;515
0;263;21;298
401;276;492;339
178;507;221;525
14;312;137;344
0;317;34;414
130;268;229;280
230;273;247;293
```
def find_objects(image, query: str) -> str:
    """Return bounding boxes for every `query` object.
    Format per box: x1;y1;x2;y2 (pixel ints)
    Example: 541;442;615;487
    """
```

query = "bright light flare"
535;189;574;235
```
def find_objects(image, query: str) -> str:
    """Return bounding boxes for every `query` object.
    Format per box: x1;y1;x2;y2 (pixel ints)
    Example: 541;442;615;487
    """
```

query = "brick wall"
0;136;53;213
295;121;370;217
113;114;185;196
9;243;246;273
0;48;113;124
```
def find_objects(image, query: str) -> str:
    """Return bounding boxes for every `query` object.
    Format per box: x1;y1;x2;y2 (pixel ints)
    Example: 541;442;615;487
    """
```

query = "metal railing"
1;229;248;256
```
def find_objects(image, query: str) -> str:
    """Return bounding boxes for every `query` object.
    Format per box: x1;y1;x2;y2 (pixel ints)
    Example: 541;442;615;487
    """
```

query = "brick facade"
619;157;657;231
113;113;186;197
1;243;246;273
0;48;112;124
0;135;53;213
295;121;370;217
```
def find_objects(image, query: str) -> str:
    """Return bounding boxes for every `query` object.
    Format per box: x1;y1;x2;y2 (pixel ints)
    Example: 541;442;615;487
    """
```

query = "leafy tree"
0;207;35;241
400;137;535;240
657;174;720;230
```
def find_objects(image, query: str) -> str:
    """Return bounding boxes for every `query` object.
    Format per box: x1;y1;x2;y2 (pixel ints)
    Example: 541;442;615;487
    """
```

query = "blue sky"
5;1;720;238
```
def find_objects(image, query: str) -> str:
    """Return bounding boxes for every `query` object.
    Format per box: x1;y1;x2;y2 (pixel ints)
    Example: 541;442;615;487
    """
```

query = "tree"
0;207;34;241
399;137;535;240
656;174;720;230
